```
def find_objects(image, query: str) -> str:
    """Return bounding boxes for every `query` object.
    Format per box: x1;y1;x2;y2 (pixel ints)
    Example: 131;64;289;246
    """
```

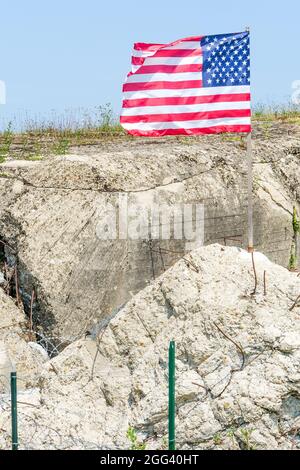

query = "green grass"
52;138;70;156
0;102;299;162
0;125;127;161
0;121;13;162
25;154;43;161
253;102;300;124
0;104;127;160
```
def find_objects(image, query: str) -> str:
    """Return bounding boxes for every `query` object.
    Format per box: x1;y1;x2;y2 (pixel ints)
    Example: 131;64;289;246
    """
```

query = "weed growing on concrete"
126;427;146;450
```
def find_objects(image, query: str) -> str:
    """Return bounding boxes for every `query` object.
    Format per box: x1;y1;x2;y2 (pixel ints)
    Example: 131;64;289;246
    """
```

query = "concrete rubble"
0;244;300;450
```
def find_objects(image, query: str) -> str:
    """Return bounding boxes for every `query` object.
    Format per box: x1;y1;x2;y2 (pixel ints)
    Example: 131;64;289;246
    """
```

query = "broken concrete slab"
0;125;299;343
1;245;300;450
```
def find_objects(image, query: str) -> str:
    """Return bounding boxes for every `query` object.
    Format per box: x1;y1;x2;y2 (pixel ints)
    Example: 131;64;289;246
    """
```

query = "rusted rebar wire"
211;323;246;398
14;267;21;307
289;294;300;312
0;239;15;252
213;322;245;369
148;238;156;280
183;257;199;273
251;251;258;295
146;247;185;256
158;245;166;272
90;327;108;381
29;290;35;340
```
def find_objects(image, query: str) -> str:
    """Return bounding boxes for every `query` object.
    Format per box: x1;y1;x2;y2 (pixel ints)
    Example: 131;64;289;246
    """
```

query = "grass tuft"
0;104;127;161
0;102;299;162
253;102;300;124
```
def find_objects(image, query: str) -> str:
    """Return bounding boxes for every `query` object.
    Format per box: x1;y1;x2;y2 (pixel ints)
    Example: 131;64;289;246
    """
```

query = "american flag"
120;32;251;136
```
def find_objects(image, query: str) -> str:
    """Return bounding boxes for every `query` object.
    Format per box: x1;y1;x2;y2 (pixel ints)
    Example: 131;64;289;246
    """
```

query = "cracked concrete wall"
0;123;299;344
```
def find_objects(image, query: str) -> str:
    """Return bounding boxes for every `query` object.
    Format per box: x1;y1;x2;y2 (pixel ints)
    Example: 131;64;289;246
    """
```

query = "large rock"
0;124;299;343
0;288;47;393
1;245;300;450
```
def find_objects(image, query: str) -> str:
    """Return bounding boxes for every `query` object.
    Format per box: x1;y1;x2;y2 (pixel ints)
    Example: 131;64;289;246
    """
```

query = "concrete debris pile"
1;244;300;450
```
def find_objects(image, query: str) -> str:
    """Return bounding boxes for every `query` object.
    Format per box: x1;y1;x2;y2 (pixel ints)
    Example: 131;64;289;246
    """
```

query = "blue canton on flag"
201;32;250;88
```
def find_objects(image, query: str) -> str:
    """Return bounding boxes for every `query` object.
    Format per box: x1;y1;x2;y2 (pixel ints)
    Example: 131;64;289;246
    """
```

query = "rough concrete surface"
0;244;300;450
0;124;299;343
0;288;47;393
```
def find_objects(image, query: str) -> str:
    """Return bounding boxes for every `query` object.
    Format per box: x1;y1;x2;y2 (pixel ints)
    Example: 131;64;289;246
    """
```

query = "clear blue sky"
1;0;299;127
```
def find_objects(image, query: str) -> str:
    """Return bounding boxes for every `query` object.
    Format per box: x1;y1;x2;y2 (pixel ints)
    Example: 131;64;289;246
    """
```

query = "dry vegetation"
0;103;300;162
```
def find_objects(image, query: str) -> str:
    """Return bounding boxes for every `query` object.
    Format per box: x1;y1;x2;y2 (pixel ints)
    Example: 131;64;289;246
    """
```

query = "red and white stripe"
121;36;251;136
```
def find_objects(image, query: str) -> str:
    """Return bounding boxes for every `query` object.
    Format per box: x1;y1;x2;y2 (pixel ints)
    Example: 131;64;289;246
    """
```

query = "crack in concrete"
0;162;222;194
257;182;293;216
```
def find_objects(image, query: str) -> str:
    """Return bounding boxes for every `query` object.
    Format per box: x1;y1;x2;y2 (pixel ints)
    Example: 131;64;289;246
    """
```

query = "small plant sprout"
292;206;300;235
126;426;146;450
227;427;237;447
240;427;256;450
213;433;223;445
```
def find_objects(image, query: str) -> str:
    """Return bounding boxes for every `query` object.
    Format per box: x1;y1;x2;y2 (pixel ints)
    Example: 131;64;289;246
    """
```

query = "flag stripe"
123;80;203;92
121;101;250;116
122;93;251;108
131;50;154;58
132;49;202;60
123;85;250;99
126;71;202;83
134;41;201;50
162;41;201;50
121;109;251;124
180;36;203;42
141;48;201;58
131;64;203;75
132;56;147;65
132;56;203;66
122;116;251;131
126;125;251;136
133;43;164;50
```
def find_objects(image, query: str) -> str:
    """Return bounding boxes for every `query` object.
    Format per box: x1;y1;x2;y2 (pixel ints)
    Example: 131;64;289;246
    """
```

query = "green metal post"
168;341;176;450
11;371;18;450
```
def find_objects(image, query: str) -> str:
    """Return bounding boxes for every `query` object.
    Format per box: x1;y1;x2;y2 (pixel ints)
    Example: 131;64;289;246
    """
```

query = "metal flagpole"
245;26;253;253
247;132;254;252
